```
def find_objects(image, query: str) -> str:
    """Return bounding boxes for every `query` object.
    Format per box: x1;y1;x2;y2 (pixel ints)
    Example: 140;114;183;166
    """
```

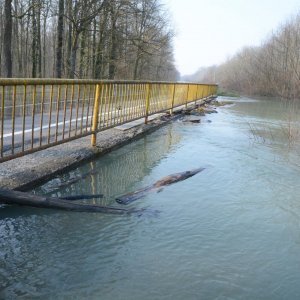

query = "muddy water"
1;97;300;299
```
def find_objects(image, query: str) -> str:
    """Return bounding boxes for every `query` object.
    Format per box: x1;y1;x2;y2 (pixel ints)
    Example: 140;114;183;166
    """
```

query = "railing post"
185;84;190;109
205;85;208;100
145;83;151;124
91;84;101;146
170;84;176;115
0;86;5;159
201;86;204;103
12;85;16;155
195;85;199;106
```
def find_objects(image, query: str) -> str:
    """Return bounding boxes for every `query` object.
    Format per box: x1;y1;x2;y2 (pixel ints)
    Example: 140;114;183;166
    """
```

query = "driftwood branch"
0;189;141;215
60;194;103;201
116;167;205;205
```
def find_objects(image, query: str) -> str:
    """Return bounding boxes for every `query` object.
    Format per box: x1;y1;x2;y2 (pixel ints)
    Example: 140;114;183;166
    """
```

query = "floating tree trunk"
116;167;205;205
60;194;103;201
0;189;140;215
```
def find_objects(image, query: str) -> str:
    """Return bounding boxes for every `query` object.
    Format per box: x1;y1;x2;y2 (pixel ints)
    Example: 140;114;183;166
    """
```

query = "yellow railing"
0;79;217;162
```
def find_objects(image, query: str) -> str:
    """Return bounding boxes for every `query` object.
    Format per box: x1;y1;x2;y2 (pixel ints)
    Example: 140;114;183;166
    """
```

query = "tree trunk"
79;29;87;78
24;11;30;76
95;31;104;78
3;0;13;77
0;189;141;215
15;1;23;75
37;2;42;77
31;0;37;78
108;5;117;79
94;7;108;79
92;18;97;77
56;0;64;78
66;0;73;77
133;53;141;80
70;32;79;78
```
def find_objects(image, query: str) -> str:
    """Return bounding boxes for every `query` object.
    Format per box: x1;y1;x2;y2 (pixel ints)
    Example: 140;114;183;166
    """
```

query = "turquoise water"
1;97;300;299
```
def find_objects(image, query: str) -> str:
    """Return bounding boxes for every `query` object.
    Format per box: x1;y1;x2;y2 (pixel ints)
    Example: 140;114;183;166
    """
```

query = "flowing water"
1;97;300;299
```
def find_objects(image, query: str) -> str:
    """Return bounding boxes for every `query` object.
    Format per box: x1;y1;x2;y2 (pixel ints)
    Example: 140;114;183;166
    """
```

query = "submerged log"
116;167;205;205
0;189;141;215
60;194;103;201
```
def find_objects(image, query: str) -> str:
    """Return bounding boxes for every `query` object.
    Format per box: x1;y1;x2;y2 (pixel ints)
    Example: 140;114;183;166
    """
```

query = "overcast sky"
163;0;300;76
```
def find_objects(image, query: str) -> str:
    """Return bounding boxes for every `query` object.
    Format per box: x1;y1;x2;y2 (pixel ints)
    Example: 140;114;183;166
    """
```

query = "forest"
0;0;179;80
188;13;300;101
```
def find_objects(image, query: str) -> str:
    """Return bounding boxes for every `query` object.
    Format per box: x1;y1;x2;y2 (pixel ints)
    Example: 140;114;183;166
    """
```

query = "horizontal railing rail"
0;79;217;162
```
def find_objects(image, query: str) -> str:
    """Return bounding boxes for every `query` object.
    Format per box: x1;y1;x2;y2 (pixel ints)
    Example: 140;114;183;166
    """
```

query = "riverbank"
0;98;219;191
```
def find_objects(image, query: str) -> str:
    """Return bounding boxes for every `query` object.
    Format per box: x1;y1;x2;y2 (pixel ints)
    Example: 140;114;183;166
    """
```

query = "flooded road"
1;97;300;299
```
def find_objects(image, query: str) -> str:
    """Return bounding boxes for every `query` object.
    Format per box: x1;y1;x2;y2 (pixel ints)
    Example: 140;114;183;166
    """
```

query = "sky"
163;0;300;76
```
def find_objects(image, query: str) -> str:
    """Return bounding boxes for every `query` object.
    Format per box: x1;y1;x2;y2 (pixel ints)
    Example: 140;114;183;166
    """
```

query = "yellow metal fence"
0;79;217;162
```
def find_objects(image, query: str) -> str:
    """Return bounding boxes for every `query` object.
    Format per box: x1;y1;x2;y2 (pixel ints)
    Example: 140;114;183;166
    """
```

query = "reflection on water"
2;97;300;299
34;124;182;205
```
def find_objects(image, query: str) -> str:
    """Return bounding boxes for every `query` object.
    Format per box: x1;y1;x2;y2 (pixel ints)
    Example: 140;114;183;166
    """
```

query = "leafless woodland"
0;0;179;80
189;13;300;101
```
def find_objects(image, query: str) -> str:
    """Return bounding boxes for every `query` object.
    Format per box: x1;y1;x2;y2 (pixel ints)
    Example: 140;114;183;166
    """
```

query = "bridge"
0;79;217;162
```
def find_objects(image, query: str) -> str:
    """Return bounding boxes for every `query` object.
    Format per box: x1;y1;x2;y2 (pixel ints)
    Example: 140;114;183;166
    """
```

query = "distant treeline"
187;13;300;100
0;0;179;80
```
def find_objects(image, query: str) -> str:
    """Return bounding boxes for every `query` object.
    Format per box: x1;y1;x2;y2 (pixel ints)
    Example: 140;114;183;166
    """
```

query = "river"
1;97;300;299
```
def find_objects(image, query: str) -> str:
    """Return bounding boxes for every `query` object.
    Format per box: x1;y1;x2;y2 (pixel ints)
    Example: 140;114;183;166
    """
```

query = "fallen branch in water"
116;167;205;205
0;189;141;215
60;194;103;201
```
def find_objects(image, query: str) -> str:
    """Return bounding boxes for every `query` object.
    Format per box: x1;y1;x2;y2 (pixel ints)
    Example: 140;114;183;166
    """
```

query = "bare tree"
3;0;12;77
56;0;64;77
